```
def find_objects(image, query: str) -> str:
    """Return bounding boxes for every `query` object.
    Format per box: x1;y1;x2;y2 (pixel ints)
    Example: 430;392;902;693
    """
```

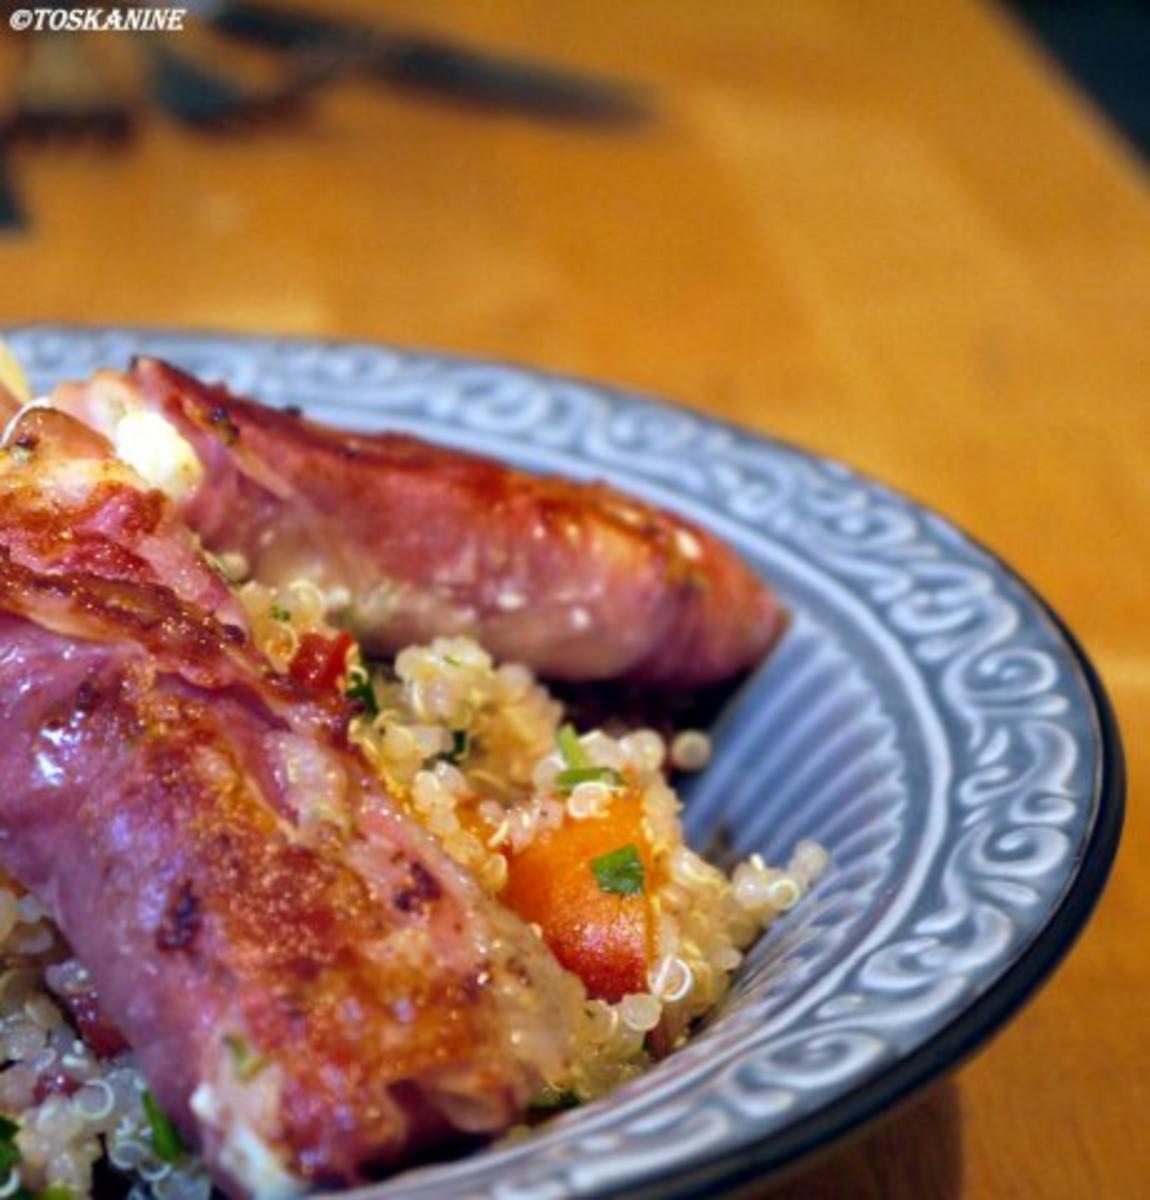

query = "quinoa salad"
0;573;825;1200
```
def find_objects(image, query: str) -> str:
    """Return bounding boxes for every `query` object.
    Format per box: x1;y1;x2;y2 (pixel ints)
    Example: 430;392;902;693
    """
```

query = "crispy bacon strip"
53;358;782;685
0;408;581;1197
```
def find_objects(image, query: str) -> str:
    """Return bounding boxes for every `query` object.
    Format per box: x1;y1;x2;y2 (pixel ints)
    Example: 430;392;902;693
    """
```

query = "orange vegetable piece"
502;792;657;1003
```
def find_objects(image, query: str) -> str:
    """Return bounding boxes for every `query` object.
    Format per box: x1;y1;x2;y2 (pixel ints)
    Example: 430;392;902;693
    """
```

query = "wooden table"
2;1;1147;1196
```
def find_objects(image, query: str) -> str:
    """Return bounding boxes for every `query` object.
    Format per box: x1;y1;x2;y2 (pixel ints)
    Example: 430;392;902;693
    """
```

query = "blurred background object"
208;1;650;124
3;29;133;145
142;34;330;130
1007;0;1150;157
0;153;21;228
0;0;648;229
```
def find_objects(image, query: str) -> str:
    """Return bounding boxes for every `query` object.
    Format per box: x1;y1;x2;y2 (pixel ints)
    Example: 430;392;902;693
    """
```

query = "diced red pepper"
34;1071;81;1103
60;989;129;1059
289;631;355;692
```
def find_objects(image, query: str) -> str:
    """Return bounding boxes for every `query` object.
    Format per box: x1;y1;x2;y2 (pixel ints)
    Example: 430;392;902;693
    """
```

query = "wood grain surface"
1;1;1146;1196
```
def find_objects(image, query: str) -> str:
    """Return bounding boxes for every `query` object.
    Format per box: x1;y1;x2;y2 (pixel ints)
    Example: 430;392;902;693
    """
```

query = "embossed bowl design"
6;327;1124;1199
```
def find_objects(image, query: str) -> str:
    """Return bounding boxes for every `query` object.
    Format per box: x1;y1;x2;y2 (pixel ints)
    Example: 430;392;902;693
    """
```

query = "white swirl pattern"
3;328;1103;1199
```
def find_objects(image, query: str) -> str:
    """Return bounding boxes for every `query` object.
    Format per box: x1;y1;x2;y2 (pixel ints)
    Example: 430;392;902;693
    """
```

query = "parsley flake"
269;603;291;622
224;1034;267;1081
529;1087;582;1113
590;844;645;896
345;671;380;717
141;1089;185;1164
556;765;623;792
556;723;588;769
0;1116;20;1177
445;729;470;763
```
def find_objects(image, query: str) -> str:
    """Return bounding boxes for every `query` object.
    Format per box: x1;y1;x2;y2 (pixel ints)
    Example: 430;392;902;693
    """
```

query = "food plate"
3;325;1123;1199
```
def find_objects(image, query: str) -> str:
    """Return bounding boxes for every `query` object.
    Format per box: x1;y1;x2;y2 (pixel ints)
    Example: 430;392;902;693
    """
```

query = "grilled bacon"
0;405;581;1197
54;358;782;685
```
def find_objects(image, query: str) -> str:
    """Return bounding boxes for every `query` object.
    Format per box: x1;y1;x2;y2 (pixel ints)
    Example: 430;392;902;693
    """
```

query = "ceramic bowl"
5;326;1123;1199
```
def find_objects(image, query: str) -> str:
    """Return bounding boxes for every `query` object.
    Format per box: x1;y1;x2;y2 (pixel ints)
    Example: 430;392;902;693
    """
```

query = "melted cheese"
191;1083;305;1200
112;409;203;502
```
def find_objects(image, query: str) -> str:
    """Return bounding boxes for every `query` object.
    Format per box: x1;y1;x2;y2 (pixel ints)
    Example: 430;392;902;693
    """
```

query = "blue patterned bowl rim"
0;325;1125;1198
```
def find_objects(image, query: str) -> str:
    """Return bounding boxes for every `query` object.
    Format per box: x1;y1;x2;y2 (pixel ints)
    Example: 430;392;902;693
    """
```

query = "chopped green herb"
590;844;646;896
432;729;471;767
0;1117;20;1176
443;653;464;667
224;1034;267;1081
556;765;624;792
39;1185;73;1200
446;728;470;763
269;603;292;622
556;723;588;770
529;1087;582;1113
345;671;380;717
141;1089;185;1164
